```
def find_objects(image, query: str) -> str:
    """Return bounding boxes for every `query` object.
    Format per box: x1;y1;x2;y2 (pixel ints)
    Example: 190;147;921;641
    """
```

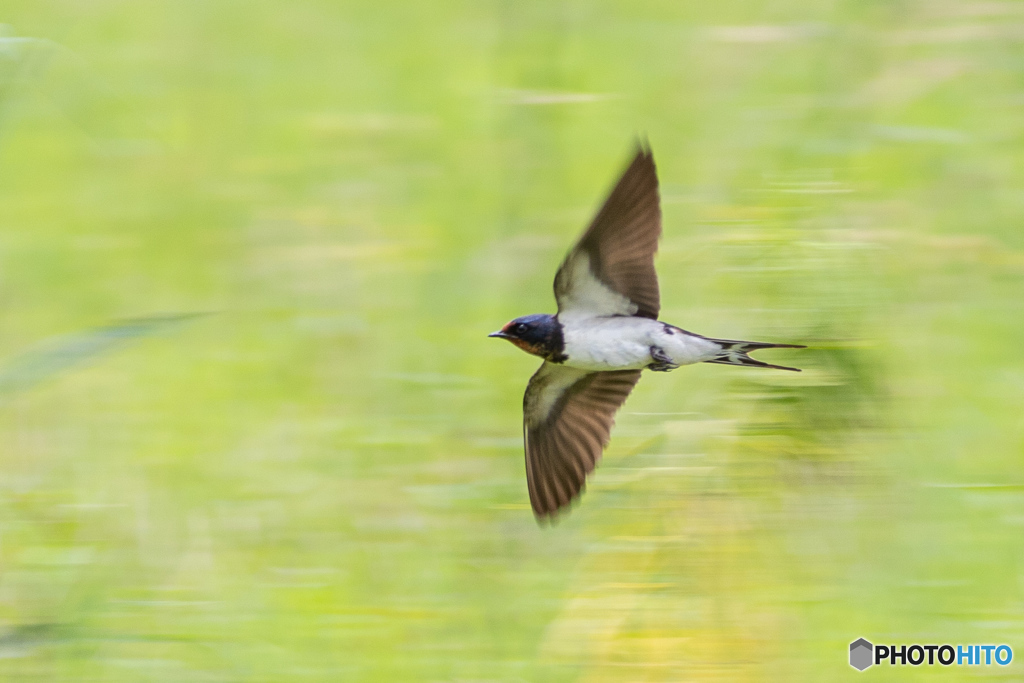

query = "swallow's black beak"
488;330;511;339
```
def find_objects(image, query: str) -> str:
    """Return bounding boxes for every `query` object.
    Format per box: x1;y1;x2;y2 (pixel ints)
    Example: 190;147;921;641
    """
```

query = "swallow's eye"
514;323;529;335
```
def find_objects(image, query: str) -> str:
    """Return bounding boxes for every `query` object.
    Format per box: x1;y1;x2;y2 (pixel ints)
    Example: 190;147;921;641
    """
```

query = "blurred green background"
1;1;1022;680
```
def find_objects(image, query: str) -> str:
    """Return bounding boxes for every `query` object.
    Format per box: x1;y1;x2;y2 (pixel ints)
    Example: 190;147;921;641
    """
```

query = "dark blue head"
489;314;565;361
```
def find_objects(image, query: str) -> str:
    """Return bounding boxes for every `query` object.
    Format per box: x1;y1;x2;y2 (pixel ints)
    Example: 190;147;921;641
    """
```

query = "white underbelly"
560;316;720;371
563;332;651;370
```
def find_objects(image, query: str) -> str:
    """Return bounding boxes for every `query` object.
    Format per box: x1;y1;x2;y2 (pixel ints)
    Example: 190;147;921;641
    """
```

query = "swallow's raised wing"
523;362;642;518
553;148;662;320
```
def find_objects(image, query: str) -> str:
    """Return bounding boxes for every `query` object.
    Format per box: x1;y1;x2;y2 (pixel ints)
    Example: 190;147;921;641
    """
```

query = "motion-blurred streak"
0;26;103;144
0;623;65;659
0;29;58;114
0;313;207;398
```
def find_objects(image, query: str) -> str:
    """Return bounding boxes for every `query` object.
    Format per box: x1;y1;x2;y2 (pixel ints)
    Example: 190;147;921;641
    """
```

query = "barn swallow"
490;146;805;519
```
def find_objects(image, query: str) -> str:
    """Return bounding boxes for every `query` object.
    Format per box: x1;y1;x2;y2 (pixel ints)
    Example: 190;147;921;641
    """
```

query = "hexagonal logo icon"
850;638;873;671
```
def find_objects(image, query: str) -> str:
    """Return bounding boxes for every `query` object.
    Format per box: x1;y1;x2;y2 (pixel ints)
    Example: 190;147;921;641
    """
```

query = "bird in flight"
489;145;805;519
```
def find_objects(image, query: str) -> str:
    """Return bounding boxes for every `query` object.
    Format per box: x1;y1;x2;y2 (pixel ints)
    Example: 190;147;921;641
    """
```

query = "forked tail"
703;337;806;372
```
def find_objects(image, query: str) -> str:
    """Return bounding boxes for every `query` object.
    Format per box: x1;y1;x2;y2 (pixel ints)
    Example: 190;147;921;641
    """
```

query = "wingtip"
533;510;557;526
633;135;653;160
626;138;656;179
531;496;578;524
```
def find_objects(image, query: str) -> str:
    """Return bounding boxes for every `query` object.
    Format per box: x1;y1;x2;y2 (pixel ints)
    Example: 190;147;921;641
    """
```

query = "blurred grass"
0;0;1023;681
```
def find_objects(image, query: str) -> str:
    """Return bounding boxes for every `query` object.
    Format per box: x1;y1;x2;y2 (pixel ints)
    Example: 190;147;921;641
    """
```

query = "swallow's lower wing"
523;362;642;518
553;147;662;320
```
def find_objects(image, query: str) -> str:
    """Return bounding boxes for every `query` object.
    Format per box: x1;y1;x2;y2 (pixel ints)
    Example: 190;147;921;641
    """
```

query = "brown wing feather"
524;364;642;518
554;147;662;319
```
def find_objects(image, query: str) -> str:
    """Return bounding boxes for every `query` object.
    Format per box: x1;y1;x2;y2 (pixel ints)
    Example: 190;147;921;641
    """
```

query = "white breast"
560;316;721;371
